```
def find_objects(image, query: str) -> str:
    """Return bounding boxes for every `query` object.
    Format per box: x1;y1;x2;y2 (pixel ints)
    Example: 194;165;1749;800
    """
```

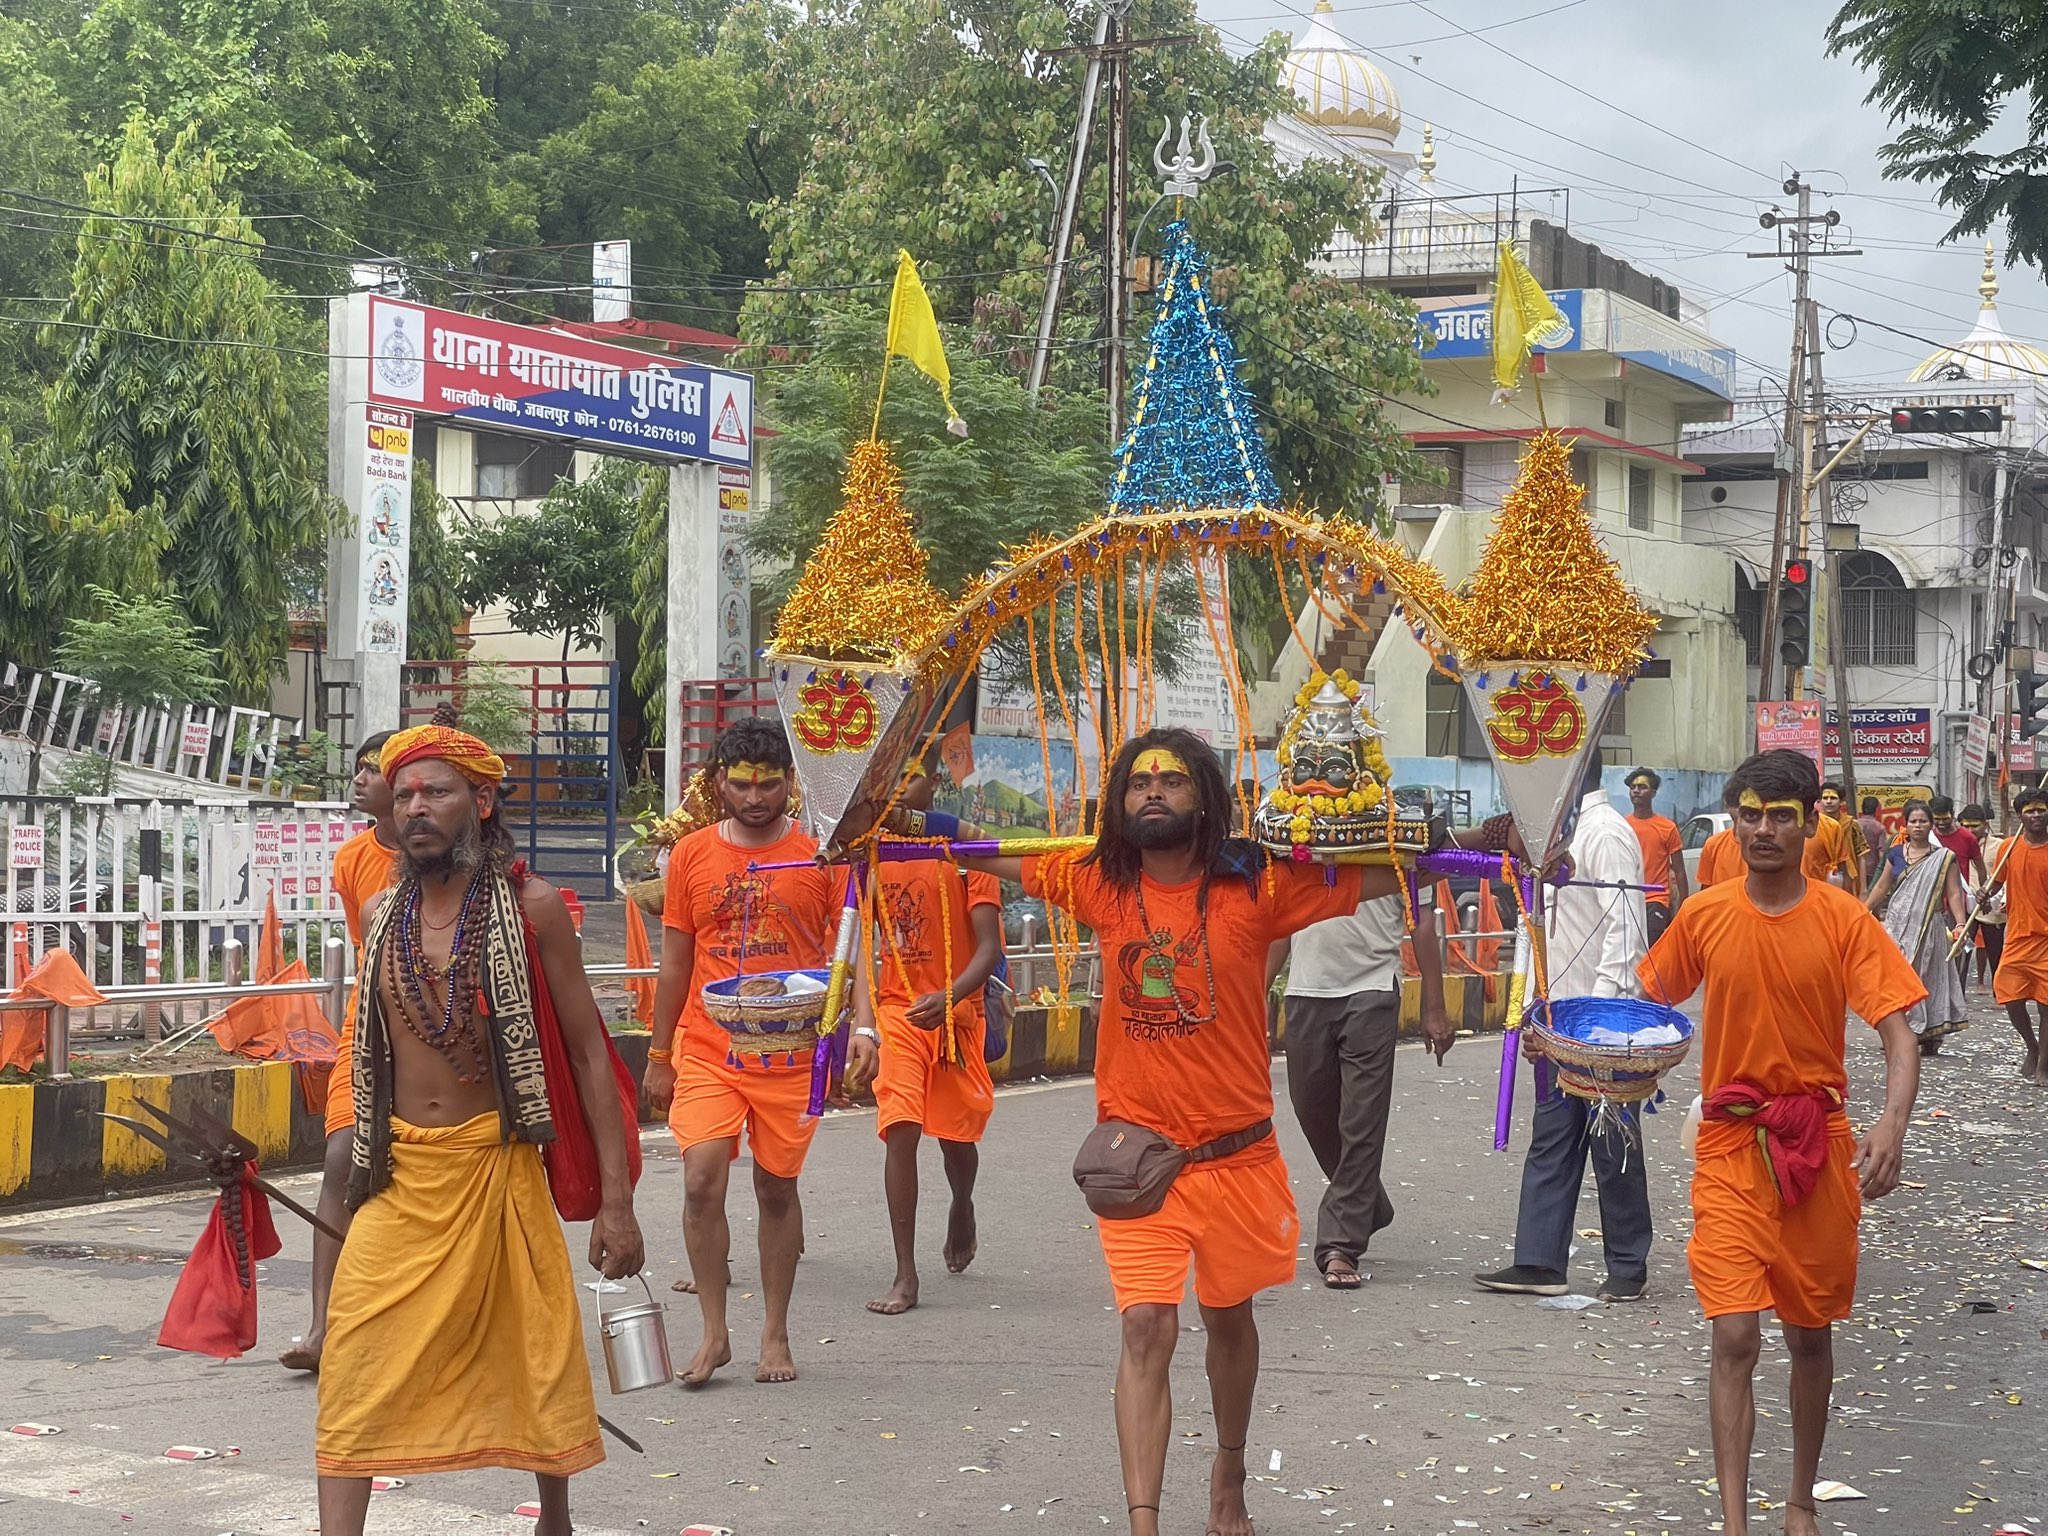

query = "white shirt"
1546;791;1647;1000
1286;892;1409;998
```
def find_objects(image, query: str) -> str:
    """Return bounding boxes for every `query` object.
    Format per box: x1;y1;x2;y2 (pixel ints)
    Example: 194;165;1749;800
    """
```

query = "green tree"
54;586;223;793
1828;2;2048;272
0;448;165;667
40;118;334;701
407;464;466;662
456;461;642;664
0;18;91;439
742;0;1430;518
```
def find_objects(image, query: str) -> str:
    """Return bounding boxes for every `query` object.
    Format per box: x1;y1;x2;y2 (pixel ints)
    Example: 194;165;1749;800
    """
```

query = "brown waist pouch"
1071;1117;1274;1220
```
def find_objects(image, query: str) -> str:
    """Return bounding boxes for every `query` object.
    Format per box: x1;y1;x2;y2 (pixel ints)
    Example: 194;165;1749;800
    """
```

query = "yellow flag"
883;249;967;436
1490;241;1573;398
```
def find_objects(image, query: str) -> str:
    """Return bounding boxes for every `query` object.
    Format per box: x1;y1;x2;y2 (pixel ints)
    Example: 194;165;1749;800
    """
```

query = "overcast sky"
1192;0;2048;402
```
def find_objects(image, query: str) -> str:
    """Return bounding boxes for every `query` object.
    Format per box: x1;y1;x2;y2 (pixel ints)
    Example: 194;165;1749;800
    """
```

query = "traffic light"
1890;403;2003;434
1778;558;1812;670
2019;670;2048;742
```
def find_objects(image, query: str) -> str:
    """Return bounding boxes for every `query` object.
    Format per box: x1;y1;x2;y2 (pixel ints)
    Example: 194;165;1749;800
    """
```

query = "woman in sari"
1865;800;1969;1055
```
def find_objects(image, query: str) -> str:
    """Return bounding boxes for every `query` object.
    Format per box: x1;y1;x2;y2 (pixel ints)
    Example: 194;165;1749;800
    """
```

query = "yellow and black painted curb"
0;1060;328;1207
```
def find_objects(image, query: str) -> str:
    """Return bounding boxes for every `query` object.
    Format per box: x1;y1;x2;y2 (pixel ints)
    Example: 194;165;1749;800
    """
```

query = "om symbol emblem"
1484;673;1586;764
791;670;879;754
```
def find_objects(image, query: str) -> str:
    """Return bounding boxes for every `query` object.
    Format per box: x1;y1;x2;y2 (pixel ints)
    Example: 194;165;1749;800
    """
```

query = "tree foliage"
456;461;643;661
407;464;467;662
743;0;1431;519
1829;1;2048;273
55;585;222;792
40;119;333;701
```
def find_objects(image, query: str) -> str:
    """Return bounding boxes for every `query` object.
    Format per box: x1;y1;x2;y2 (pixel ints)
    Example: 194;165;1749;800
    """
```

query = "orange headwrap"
379;725;506;787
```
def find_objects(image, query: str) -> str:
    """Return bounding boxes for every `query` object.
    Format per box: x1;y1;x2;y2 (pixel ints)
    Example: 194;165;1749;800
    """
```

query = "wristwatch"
853;1026;881;1045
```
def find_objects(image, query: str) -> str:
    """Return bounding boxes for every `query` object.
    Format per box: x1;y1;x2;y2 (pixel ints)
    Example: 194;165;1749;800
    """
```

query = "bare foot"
278;1336;320;1374
2022;1048;2040;1079
670;1276;697;1294
866;1276;919;1315
1783;1499;1820;1536
755;1334;798;1383
1205;1445;1255;1536
944;1199;977;1274
678;1330;731;1388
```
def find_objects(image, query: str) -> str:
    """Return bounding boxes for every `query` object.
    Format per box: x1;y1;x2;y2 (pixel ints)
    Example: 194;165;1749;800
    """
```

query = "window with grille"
1425;671;1488;759
1839;552;1915;666
1628;465;1652;530
1399;445;1466;506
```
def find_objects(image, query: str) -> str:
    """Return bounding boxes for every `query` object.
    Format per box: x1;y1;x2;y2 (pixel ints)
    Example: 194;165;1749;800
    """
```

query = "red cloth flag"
157;1163;281;1358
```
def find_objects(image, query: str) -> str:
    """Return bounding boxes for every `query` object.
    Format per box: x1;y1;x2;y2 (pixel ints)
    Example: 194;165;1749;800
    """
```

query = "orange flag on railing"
256;892;284;983
2;950;106;1074
624;900;658;1028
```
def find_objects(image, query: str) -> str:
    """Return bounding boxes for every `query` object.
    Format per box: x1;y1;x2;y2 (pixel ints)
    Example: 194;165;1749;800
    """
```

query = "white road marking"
0;1433;641;1535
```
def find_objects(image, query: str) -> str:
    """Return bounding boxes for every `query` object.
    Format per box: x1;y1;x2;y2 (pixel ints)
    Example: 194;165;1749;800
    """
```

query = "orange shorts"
1096;1146;1299;1312
324;987;359;1137
1688;1123;1860;1329
668;1050;818;1180
874;1006;993;1144
1993;935;2048;1004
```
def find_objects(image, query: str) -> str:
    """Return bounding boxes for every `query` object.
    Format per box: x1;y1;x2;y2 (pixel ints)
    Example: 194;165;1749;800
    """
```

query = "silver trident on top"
1154;114;1217;199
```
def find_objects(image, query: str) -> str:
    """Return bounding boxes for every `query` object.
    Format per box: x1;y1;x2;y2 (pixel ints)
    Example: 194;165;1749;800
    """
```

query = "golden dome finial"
1419;123;1436;185
1981;242;1999;307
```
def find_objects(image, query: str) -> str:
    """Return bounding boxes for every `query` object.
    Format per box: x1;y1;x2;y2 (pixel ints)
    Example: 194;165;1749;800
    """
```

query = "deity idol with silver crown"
1254;671;1433;861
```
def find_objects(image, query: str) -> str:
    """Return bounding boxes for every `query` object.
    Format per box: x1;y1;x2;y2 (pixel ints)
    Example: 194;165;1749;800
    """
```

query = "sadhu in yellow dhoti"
316;725;644;1536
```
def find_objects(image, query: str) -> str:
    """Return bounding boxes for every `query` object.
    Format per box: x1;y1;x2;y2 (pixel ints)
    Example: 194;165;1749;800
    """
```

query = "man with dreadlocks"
932;727;1406;1536
316;726;644;1536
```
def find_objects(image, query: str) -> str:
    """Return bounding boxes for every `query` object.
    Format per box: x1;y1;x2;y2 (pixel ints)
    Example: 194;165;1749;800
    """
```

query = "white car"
1680;811;1732;886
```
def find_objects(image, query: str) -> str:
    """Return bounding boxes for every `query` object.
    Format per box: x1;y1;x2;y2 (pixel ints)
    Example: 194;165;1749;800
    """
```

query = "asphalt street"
2;991;2044;1536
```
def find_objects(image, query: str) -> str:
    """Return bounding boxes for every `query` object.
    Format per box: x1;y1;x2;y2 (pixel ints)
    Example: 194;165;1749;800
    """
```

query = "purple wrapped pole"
807;1025;849;1119
1493;921;1533;1150
807;867;864;1118
1412;846;1518;881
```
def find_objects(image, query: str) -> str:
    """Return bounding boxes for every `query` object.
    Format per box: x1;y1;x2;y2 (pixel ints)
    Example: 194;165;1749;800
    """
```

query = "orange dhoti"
1688;1121;1861;1328
316;1113;603;1478
1993;932;2048;1005
874;1005;993;1144
668;1050;819;1179
1095;1148;1299;1312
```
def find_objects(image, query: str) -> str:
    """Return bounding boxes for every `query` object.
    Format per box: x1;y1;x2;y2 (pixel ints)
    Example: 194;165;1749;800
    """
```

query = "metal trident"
1154;114;1217;199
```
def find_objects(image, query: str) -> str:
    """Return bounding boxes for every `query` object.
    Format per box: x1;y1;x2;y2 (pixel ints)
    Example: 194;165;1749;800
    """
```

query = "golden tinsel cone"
769;439;952;663
1446;431;1658;674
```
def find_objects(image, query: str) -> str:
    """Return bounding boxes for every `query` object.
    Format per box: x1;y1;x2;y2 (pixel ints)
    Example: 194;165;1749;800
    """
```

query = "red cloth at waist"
1703;1083;1843;1209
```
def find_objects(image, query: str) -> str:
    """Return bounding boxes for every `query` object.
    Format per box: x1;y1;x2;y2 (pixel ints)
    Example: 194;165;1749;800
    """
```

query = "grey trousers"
1511;1088;1652;1283
1283;990;1398;1269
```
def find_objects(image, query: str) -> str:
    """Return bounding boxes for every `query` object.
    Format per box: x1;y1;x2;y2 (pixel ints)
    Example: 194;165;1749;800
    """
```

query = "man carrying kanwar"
924;727;1408;1536
317;725;645;1536
1974;781;2048;1083
1640;749;1923;1536
645;716;851;1386
848;758;1006;1315
279;728;395;1375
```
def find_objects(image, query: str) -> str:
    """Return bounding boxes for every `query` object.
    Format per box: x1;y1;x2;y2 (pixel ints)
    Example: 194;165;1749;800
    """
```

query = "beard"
1126;807;1196;850
402;817;487;882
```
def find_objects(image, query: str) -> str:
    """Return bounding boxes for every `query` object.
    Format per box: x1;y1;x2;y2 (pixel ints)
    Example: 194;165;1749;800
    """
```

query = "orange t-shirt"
331;826;396;949
1627;813;1682;908
1993;835;2048;949
663;821;837;1064
1697;828;1742;886
874;863;1002;1009
1800;812;1854;883
1022;852;1365;1163
1639;878;1925;1158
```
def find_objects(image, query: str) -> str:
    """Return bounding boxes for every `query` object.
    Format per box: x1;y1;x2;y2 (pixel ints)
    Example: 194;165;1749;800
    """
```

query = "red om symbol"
791;670;878;753
1485;674;1586;764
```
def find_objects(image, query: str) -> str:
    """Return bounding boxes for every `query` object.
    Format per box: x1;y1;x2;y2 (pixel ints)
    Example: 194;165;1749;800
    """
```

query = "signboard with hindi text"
1756;699;1824;769
360;296;751;467
1821;706;1933;765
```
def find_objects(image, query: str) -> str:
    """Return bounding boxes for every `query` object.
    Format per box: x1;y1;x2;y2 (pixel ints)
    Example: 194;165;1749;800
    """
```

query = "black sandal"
1321;1256;1364;1289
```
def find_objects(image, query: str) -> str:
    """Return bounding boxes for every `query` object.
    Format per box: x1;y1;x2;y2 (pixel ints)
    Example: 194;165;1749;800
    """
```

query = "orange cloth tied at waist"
1704;1081;1842;1208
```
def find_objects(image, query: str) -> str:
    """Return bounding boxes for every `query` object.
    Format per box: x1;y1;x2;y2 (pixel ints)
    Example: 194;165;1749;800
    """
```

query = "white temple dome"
1908;243;2048;383
1282;0;1402;152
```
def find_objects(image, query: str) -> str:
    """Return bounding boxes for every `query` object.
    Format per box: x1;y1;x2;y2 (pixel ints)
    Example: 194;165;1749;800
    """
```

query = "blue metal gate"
401;659;620;899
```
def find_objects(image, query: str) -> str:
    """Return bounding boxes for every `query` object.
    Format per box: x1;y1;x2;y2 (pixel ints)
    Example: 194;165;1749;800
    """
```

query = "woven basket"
616;843;665;917
701;970;831;1062
1530;997;1693;1104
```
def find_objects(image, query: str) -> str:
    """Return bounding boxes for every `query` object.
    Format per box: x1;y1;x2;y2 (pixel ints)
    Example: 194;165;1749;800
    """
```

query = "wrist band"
646;1045;672;1064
